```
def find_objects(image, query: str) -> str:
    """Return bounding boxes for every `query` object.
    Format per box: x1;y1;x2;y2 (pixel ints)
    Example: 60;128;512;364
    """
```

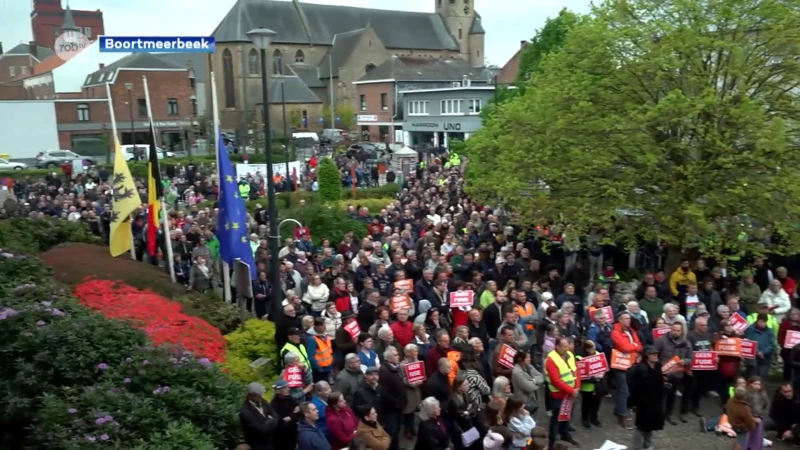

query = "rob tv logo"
54;30;91;61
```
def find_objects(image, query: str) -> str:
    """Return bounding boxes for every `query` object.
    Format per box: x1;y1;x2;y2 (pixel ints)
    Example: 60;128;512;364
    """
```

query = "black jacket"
413;418;451;450
240;399;278;450
379;363;408;414
769;389;800;435
423;371;451;405
353;382;381;417
629;361;665;432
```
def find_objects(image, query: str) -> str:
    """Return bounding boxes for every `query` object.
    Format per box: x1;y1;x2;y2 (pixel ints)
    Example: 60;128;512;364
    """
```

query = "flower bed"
75;279;226;362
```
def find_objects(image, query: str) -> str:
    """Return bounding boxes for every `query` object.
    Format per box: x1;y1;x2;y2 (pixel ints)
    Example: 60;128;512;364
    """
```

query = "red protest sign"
690;351;718;370
661;356;681;374
652;327;670;341
391;295;412;313
558;397;574;421
740;339;757;359
589;306;613;322
449;291;474;308
784;330;800;349
403;361;426;384
394;279;413;293
577;353;608;380
283;366;304;388
729;313;750;335
344;321;361;339
498;344;517;369
714;338;741;357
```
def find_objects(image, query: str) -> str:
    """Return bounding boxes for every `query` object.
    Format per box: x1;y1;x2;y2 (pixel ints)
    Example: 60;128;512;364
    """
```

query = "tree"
516;8;580;83
317;157;341;203
465;0;800;259
289;109;302;129
322;103;355;129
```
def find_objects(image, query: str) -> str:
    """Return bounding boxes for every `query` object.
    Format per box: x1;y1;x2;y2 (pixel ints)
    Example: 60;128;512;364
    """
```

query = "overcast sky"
1;0;592;66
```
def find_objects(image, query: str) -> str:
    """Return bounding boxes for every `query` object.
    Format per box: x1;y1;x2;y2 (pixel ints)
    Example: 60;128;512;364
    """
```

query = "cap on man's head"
365;366;379;374
272;379;289;389
246;382;266;395
644;345;659;355
287;327;301;336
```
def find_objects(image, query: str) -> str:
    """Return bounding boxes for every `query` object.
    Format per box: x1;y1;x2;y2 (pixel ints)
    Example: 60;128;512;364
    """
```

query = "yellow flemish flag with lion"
109;140;139;256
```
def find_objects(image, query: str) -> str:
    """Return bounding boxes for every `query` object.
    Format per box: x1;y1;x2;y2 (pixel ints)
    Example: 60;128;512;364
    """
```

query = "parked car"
319;128;348;144
118;145;174;161
0;158;27;170
35;150;96;168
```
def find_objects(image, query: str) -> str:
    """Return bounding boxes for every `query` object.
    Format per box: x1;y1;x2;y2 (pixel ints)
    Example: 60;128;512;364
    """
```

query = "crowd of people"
5;149;800;450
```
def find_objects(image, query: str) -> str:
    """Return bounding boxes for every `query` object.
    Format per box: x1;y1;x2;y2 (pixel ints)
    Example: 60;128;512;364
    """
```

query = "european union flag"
216;132;256;279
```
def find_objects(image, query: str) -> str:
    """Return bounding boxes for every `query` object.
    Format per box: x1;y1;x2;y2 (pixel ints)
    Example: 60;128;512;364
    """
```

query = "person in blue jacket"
586;309;613;359
310;381;331;440
744;314;775;381
297;401;332;450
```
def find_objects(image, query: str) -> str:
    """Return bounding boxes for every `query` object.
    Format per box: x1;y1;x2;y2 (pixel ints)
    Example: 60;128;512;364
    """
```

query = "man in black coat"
353;366;382;416
379;347;408;450
629;346;665;450
240;382;278;450
423;357;452;405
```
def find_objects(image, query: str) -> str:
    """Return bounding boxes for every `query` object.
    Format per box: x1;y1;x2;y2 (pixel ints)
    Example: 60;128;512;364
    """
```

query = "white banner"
236;162;304;180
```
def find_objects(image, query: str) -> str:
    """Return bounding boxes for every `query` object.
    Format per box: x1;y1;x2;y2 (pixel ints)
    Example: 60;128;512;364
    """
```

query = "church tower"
435;0;485;67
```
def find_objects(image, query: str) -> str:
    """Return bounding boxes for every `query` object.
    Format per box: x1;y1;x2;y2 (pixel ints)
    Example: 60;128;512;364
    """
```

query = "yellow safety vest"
280;342;310;369
239;183;250;198
545;350;576;392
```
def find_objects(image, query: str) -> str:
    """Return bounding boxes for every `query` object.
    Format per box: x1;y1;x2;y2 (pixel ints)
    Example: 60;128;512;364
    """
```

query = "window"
223;49;235;107
468;99;481;114
76;104;90;122
248;49;259;75
458;29;462;40
9;66;15;77
381;93;388;111
137;99;148;117
450;0;455;3
407;100;428;116
301;110;308;127
272;49;283;75
21;66;28;75
189;76;196;89
295;50;305;63
190;97;198;115
364;63;376;74
440;99;462;115
167;98;179;116
360;95;367;111
84;27;91;38
437;0;441;6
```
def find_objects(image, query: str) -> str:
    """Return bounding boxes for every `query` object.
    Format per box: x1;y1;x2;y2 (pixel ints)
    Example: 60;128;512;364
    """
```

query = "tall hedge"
317;157;341;204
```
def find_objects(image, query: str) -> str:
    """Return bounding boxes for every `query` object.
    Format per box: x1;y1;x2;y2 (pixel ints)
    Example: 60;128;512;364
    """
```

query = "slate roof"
267;76;322;104
83;53;184;86
288;64;325;88
318;29;365;78
1;43;54;61
213;0;460;51
470;13;485;35
155;53;207;82
356;57;493;83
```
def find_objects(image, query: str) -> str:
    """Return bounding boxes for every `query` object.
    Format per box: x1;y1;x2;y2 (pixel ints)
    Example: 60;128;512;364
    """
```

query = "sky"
0;0;593;67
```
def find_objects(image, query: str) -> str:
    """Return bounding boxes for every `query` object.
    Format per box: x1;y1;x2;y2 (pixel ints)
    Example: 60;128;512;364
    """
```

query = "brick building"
0;43;54;86
353;57;493;142
496;41;529;85
31;0;104;50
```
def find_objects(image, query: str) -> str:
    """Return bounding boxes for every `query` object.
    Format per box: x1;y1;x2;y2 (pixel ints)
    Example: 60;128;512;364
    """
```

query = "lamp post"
280;79;290;188
124;82;135;146
247;27;282;318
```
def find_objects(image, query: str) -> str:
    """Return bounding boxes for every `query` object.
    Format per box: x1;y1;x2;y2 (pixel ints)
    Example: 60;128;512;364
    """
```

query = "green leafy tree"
516;8;580;83
322;103;356;129
466;0;800;260
289;109;303;129
317;157;341;203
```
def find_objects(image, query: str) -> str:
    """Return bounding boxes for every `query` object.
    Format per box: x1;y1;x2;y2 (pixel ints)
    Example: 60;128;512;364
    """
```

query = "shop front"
403;117;482;149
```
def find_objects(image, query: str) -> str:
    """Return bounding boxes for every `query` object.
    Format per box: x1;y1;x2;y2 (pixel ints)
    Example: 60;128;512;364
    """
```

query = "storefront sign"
403;361;426;384
410;122;439;128
357;115;378;122
576;353;608;380
691;351;718;370
497;344;517;369
443;123;462;131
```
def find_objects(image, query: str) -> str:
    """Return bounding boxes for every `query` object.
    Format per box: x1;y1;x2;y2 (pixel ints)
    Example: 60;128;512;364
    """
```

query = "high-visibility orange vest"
516;302;535;332
447;351;461;385
312;336;334;369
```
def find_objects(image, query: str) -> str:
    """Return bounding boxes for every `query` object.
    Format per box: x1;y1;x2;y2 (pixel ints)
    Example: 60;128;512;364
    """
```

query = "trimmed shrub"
222;319;279;396
279;204;366;245
337;198;395;213
317;157;342;203
0;217;100;253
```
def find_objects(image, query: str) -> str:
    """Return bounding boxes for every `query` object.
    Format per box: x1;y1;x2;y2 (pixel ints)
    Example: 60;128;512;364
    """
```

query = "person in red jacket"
389;309;414;347
545;336;581;448
325;391;359;449
329;278;352;313
610;311;643;429
778;308;800;381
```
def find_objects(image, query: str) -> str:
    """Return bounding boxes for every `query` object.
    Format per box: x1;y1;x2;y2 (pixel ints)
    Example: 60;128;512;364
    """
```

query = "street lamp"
124;82;135;147
247;27;282;318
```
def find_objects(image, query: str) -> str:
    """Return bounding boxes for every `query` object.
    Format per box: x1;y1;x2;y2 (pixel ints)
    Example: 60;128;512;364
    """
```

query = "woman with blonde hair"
485;376;512;426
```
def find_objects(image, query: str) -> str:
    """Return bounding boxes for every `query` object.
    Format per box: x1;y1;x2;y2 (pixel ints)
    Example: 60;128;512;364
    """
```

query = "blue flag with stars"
217;132;256;278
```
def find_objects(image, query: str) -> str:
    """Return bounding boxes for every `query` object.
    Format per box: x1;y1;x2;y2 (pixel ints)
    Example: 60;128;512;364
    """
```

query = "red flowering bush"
74;279;226;362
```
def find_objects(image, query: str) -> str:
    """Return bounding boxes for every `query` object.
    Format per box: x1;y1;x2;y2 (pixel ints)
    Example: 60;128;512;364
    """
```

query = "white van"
119;145;174;161
292;132;319;149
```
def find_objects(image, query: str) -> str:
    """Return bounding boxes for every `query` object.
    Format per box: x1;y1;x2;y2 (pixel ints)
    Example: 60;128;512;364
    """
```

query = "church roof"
356;56;492;83
317;29;365;78
213;0;460;51
2;43;54;61
470;13;485;35
266;76;322;104
61;3;79;32
288;64;326;88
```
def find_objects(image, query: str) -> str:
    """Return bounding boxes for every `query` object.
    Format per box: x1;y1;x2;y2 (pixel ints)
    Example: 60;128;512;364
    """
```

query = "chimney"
99;63;105;69
29;41;38;60
520;40;529;49
0;42;4;56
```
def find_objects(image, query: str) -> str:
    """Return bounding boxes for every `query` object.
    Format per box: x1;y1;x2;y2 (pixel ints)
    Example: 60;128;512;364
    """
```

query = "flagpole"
142;75;176;283
105;81;136;260
211;71;232;303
